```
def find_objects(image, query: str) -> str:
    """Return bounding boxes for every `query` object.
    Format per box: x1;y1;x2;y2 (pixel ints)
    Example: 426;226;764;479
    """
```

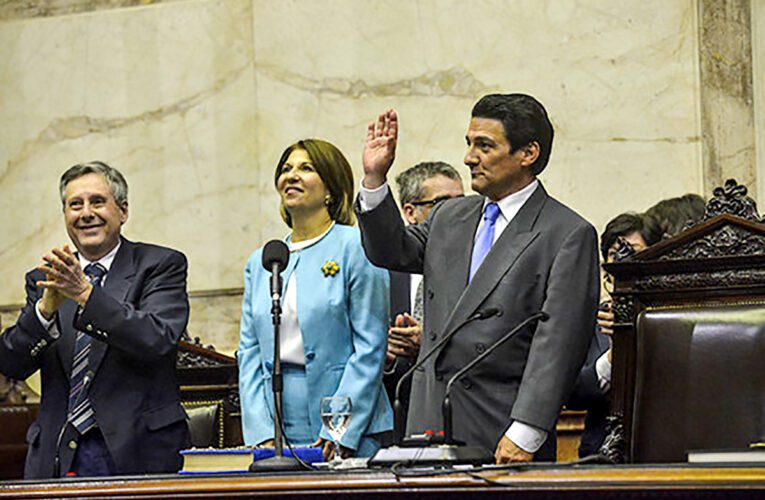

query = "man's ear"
518;141;540;167
402;203;418;225
120;202;129;224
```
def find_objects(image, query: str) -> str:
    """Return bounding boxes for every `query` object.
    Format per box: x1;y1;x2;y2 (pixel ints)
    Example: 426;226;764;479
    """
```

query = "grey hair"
394;161;462;205
59;161;129;207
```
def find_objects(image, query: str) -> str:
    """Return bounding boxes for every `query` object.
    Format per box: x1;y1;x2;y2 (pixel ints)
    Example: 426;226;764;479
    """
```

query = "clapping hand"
36;245;93;309
387;313;421;360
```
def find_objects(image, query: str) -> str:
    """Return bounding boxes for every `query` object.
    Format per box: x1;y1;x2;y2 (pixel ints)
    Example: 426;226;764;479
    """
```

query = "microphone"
250;240;301;472
54;370;94;477
393;307;502;444
261;240;290;304
442;311;549;445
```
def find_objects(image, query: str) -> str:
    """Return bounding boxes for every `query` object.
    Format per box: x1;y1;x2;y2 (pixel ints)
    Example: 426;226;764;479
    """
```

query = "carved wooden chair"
602;180;765;463
177;338;242;448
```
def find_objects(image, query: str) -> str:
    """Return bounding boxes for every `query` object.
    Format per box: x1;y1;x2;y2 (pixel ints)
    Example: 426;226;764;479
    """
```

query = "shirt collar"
485;179;539;220
77;240;121;272
289;222;335;252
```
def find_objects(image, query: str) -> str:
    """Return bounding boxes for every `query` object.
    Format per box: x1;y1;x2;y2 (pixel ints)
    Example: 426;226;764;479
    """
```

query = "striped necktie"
68;263;106;434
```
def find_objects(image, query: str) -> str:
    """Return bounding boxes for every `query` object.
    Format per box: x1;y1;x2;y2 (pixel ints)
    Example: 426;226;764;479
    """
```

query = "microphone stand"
442;311;549;445
250;262;301;472
369;308;501;466
392;307;501;444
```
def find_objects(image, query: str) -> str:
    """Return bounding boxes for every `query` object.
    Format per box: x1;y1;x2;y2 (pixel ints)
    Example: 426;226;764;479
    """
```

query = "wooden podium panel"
1;466;765;499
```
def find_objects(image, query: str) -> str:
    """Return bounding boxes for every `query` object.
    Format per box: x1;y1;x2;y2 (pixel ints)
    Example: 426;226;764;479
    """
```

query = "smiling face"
276;148;330;221
63;172;128;261
463;117;538;201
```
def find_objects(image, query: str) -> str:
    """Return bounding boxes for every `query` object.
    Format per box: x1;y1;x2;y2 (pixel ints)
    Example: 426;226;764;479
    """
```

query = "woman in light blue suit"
238;139;391;459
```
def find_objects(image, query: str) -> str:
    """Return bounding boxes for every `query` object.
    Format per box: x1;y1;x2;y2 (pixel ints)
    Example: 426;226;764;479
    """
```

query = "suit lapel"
88;239;136;377
446;197;483;292
441;184;548;337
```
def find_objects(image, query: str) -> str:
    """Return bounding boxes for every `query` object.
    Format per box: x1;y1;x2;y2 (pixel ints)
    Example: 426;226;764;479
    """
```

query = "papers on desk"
687;446;765;464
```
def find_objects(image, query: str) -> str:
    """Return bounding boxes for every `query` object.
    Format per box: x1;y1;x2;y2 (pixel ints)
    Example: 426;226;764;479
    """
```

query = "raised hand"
36;244;93;308
362;109;398;189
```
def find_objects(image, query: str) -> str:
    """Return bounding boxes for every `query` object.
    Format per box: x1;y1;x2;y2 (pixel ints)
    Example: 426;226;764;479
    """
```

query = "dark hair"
394;161;462;205
471;93;554;175
645;193;706;238
60;161;128;207
274;139;355;227
600;212;662;260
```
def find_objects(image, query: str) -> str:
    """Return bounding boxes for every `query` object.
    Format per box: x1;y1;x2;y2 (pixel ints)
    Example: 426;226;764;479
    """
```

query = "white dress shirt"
359;180;550;453
279;223;335;365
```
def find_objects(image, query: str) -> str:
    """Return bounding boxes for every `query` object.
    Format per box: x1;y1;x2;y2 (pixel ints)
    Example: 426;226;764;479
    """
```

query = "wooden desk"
1;465;764;498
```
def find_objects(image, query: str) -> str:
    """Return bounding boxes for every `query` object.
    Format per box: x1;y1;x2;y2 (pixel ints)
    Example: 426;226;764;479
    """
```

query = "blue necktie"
68;263;106;434
469;202;500;282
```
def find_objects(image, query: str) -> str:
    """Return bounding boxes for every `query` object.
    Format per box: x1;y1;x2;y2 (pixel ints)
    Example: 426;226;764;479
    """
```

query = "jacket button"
435;373;443;381
476;343;486;354
428;290;434;299
86;324;93;332
265;361;273;371
461;379;472;389
305;352;316;361
68;440;78;450
429;331;437;341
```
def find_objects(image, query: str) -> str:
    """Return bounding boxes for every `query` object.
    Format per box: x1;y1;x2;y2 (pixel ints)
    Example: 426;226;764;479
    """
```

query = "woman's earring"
324;194;332;207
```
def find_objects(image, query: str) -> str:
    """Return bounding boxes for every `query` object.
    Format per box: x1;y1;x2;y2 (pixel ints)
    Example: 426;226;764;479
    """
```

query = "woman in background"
238;139;391;459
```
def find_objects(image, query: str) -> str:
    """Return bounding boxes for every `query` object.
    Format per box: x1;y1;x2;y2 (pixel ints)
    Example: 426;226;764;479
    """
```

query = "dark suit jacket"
356;183;599;457
383;271;414;416
566;328;610;457
0;238;191;478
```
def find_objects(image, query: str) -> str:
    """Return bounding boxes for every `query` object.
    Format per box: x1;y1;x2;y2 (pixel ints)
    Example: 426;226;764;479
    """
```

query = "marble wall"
754;0;765;204
0;0;729;354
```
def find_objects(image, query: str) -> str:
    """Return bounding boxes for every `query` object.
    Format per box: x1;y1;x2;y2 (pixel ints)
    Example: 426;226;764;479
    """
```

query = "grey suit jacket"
356;183;599;453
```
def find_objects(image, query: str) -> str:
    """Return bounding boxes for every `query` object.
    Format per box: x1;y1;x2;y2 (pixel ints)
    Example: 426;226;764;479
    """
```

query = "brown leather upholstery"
632;304;765;462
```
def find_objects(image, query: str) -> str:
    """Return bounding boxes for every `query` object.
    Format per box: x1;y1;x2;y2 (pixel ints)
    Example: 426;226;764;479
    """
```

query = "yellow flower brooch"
322;260;340;277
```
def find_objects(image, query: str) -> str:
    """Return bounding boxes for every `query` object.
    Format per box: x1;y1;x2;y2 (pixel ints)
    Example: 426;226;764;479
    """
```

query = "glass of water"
320;396;352;463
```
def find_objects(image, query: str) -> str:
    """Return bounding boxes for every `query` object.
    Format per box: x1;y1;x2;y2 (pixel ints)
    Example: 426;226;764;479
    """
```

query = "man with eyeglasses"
383;161;464;422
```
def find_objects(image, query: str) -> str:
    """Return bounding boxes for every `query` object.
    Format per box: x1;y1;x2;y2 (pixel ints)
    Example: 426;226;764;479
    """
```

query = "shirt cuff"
35;299;60;339
383;356;398;376
595;351;612;392
504;421;547;454
358;181;389;212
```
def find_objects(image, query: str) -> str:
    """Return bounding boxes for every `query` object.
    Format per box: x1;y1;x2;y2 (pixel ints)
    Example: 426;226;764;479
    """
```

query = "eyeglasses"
410;194;464;207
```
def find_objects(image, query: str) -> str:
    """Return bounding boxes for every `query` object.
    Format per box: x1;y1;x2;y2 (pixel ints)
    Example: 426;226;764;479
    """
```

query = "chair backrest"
183;401;223;448
631;305;765;462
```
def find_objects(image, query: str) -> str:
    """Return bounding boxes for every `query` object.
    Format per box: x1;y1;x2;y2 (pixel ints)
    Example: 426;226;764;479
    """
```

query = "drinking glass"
320;396;352;463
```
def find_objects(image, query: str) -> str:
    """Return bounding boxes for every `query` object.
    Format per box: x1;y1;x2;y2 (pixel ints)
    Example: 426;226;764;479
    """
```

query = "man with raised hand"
356;94;599;463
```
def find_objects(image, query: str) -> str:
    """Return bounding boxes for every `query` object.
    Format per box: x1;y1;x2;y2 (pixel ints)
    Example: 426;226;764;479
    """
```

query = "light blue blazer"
238;224;392;450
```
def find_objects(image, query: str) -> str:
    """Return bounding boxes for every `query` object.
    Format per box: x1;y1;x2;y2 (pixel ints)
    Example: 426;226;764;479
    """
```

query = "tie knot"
84;263;107;282
484;202;500;223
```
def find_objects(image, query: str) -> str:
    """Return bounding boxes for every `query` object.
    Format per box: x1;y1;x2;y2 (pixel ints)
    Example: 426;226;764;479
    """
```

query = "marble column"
698;0;756;195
